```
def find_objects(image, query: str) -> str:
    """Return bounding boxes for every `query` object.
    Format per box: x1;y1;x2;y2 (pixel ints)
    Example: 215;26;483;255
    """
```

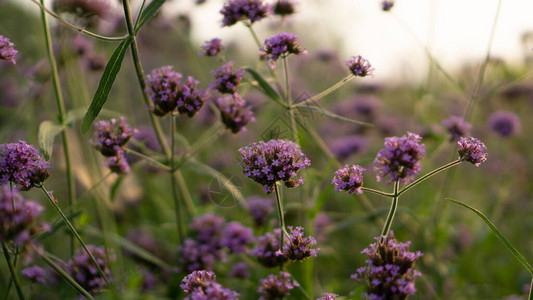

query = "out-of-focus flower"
66;245;114;294
22;266;47;284
53;0;112;19
210;61;245;94
229;262;250;278
180;270;217;293
246;196;274;226
273;0;296;16
443;116;471;142
216;94;255;133
199;38;224;57
331;136;367;160
381;0;394;11
276;226;319;262
317;293;339;300
332;165;365;195
0;35;17;64
105;151;130;174
220;221;254;254
345;55;374;77
487;110;521;137
251;228;288;268
260;32;307;68
258;271;299;300
0;141;52;190
221;0;270;27
457;137;487;167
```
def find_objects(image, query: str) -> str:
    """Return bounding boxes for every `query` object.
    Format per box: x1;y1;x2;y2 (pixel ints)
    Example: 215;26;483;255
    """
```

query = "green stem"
380;180;400;239
397;159;462;197
123;148;171;171
245;22;262;48
361;187;394;198
274;182;286;271
39;0;77;255
529;277;533;300
295;74;354;107
283;56;298;143
40;186;111;287
170;115;185;244
1;242;24;300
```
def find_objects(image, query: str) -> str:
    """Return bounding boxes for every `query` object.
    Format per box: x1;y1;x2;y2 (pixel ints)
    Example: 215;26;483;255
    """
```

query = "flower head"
216;94;255;133
221;0;270;27
66;245;114;294
199;38;224;57
488;110;521;137
90;117;135;157
276;226;319;262
443;116;471;142
220;221;254;254
381;0;394;11
105;151;130;174
0;35;18;64
373;132;426;185
332;165;365;195
246;196;274;226
22;266;48;284
317;293;339;300
258;271;299;300
0;141;52;190
229;262;250;278
180;270;217;293
457;137;487;166
251;228;288;268
273;0;296;16
210;61;245;94
181;270;239;300
331;136;367;160
176;76;209;117
260;32;307;68
238;139;310;193
345;55;374;77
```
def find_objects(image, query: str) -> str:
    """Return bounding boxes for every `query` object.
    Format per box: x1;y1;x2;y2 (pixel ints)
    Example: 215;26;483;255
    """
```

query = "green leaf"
38;120;65;160
447;198;533;275
82;38;132;134
134;0;166;34
294;105;374;127
245;68;283;105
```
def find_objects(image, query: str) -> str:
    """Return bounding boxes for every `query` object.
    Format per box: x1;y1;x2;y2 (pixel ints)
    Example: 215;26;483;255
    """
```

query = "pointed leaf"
295;105;374;127
38;121;65;160
82;38;132;134
134;0;166;33
245;68;282;104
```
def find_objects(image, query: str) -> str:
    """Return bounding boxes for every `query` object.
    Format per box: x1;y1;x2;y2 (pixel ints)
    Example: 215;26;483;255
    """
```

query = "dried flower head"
332;164;365;195
0;141;52;190
238;139;311;193
345;55;374;77
246;196;274;226
220;221;254;254
374;132;426;185
221;0;270;27
210;61;245;94
90;117;136;157
276;226;319;262
216;94;255;133
443;116;471;142
273;0;296;16
487;110;521;137
260;32;307;68
457;137;487;167
66;245;114;294
251;228;288;268
0;35;18;64
199;38;224;57
258;271;299;300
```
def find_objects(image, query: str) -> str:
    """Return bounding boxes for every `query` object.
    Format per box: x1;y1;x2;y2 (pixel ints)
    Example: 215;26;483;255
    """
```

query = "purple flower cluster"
220;221;254;254
258;271;299;300
246;196;274;226
260;32;307;68
345;55;374;77
53;0;111;19
381;0;394;11
145;66;208;118
216;94;255;133
487;110;521;137
317;293;339;300
210;61;245;94
443;116;471;142
181;270;239;300
373;132;426;185
199;38;224;57
0;141;52;190
332;164;365;195
221;0;270;27
276;226;319;262
351;232;423;300
273;0;296;16
0;185;44;246
251;228;288;268
457;137;488;167
331;135;367;160
21;265;47;284
238;139;311;193
229;262;250;278
0;35;17;64
66;245;114;294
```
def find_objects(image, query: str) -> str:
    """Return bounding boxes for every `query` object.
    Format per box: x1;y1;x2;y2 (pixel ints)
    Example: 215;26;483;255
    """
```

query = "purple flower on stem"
276;226;319;262
443;116;471;142
199;38;224;57
0;35;18;64
317;293;339;300
176;76;209;118
373;132;426;185
210;61;245;94
216;94;255;133
180;270;217;293
190;213;226;245
345;55;374;77
332;165;365;195
273;0;296;16
221;0;270;27
258;271;299;300
487;110;521;137
246;196;274;226
181;270;239;300
238;139;311;193
220;221;254;254
0;141;52;190
260;32;307;68
90;117;136;157
457;137;488;167
105;150;130;174
251;228;288;268
66;245;114;294
22;266;47;284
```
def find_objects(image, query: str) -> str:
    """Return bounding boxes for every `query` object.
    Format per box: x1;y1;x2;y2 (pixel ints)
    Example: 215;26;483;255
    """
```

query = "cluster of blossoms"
238;139;311;193
276;226;319;262
220;221;254;254
345;55;374;77
181;270;239;300
251;228;288;268
331;135;367;160
220;0;270;27
0;141;52;190
246;196;274;226
210;61;245;94
332;164;365;195
457;137;488;167
351;232;423;300
0;34;17;64
260;32;307;68
487;110;521;137
145;66;208;118
257;271;299;300
317;293;339;300
215;94;255;133
21;265;49;285
66;245;114;294
443;116;471;142
272;0;296;16
199;38;224;57
374;132;426;185
90;117;136;174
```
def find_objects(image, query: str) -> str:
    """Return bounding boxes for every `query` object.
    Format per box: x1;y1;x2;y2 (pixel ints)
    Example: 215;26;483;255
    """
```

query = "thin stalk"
123;148;171;171
170;115;185;244
1;242;24;300
529;277;533;300
361;187;394;198
274;183;286;271
40;186;111;287
295;74;354;107
39;0;76;255
283;56;298;143
397;159;462;197
380;180;400;239
244;22;262;48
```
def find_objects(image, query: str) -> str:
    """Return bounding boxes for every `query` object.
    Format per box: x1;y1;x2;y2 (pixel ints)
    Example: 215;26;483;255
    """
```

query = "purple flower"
457;137;487;167
317;293;339;300
210;61;245;94
260;32;307;68
351;232;423;300
216;94;255;133
487;110;521;137
273;0;296;16
66;245;114;294
331;136;367;160
199;38;224;57
191;213;226;245
181;270;239;300
251;228;288;268
22;266;47;284
276;226;319;262
229;262;250;278
345;55;374;77
332;165;365;195
105;150;130;174
442;116;471;142
0;141;52;190
221;0;270;27
53;0;112;19
176;76;209;118
220;221;254;254
238;139;311;193
180;270;217;293
0;35;17;64
373;132;426;185
90;117;136;157
258;271;299;300
381;0;394;11
246;196;274;226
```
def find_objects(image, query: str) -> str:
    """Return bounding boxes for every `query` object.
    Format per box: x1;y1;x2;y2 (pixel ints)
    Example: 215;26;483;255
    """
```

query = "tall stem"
528;277;533;300
170;115;185;244
274;182;286;271
1;242;24;300
283;56;298;143
398;159;462;197
295;74;354;107
380;180;400;240
39;0;76;255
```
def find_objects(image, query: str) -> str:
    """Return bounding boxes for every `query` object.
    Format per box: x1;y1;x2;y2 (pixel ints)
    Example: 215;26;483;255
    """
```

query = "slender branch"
397;159;462;197
380;180;400;239
170;115;185;244
529;277;533;300
294;74;354;107
1;242;24;300
123;148;171;171
244;22;262;48
274;182;286;271
361;187;394;198
283;56;298;143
